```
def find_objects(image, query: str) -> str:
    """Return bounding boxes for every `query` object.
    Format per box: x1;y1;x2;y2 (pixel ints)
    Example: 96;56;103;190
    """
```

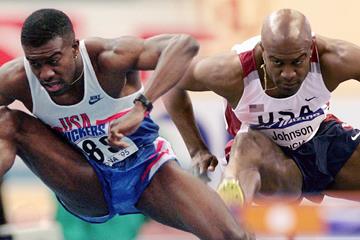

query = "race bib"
78;135;138;167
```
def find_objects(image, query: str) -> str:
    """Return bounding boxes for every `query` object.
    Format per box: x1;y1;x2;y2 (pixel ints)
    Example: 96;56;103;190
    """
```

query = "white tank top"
226;36;331;150
23;40;150;166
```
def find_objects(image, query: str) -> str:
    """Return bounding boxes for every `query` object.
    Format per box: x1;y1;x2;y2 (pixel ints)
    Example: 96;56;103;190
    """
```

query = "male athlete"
0;8;252;239
164;8;360;206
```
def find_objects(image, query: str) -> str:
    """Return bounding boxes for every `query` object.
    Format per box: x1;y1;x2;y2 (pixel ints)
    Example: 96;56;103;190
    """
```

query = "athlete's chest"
243;71;328;117
96;72;127;98
254;96;326;125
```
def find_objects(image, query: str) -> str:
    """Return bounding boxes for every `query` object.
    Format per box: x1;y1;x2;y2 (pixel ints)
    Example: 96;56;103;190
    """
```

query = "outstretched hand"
191;149;218;182
108;104;145;148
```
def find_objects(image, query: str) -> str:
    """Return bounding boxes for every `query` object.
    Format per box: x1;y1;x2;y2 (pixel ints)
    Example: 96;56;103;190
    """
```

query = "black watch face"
134;94;153;112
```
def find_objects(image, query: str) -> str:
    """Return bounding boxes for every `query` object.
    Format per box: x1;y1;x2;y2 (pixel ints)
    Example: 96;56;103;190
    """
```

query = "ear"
259;42;266;63
259;41;264;50
72;39;80;56
261;53;266;65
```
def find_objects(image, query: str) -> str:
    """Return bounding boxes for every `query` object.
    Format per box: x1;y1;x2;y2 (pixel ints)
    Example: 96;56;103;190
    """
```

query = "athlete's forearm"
163;88;210;156
143;35;199;103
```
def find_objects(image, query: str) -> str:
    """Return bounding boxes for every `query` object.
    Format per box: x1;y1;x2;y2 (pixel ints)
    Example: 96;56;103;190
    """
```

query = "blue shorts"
58;137;177;223
281;114;360;194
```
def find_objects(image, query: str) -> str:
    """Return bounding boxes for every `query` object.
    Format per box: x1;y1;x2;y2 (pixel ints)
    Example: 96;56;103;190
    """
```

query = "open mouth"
42;82;63;92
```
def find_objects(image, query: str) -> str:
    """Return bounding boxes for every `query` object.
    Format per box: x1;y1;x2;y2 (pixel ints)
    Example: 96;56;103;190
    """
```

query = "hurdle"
239;201;360;239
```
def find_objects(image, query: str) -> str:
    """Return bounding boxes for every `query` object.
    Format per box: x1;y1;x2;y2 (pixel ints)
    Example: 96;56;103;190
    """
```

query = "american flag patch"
249;104;264;112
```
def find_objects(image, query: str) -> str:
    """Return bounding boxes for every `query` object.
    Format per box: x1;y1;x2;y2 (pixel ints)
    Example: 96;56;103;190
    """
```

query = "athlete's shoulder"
84;36;142;72
195;51;241;81
314;34;360;70
84;36;143;53
0;57;30;105
313;35;334;55
0;57;27;86
314;34;355;59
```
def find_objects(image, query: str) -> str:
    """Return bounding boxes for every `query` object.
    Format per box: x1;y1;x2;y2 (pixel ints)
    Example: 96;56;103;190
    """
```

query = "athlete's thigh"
329;144;360;191
6;110;106;213
324;122;360;200
136;161;242;238
233;129;302;196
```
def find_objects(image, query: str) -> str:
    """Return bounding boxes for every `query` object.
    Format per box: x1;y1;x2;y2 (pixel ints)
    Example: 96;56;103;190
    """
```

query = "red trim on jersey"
95;109;132;125
239;50;257;78
323;114;341;123
141;140;168;181
224;139;234;162
225;103;242;137
141;152;166;181
324;114;353;130
310;38;319;62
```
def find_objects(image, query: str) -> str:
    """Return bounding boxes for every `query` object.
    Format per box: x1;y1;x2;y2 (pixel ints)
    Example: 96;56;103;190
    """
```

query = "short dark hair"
21;8;75;47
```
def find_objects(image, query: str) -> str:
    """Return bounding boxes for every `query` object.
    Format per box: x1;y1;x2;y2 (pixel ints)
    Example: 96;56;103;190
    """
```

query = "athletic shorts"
281;114;360;194
58;136;177;223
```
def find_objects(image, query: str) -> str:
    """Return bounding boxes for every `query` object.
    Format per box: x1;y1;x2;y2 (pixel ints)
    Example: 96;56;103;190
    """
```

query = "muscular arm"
0;59;29;107
164;87;219;176
175;52;245;105
317;35;360;91
163;53;244;173
97;34;200;103
101;34;200;146
139;34;200;102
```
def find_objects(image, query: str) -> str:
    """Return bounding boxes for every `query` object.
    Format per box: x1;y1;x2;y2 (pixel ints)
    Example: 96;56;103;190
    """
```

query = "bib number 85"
82;136;118;162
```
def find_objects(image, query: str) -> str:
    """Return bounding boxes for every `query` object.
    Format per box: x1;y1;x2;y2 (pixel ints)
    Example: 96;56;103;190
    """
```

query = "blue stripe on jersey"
250;108;325;130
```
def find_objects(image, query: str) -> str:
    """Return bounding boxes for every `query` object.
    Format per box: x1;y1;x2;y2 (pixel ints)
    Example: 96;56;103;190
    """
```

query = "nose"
280;65;296;80
39;65;55;81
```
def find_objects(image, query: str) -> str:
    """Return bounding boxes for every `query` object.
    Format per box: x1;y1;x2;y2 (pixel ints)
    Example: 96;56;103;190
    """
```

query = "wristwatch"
133;93;153;113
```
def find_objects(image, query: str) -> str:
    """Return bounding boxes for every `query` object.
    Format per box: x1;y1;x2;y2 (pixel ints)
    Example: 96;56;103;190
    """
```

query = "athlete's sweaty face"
23;37;79;96
262;40;312;97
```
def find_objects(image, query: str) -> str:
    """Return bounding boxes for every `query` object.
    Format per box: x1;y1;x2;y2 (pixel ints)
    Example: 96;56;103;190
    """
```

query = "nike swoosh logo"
89;97;103;105
305;97;317;101
351;132;360;141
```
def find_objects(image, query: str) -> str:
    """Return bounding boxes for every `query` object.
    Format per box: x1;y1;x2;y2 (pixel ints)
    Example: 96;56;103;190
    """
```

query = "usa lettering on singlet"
225;35;331;150
54;112;139;167
23;40;159;166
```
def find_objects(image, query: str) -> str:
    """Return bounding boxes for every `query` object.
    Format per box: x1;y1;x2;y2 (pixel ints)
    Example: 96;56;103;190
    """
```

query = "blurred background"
0;0;360;239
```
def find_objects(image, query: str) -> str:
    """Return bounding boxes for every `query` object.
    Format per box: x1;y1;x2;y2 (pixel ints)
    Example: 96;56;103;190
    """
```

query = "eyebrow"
294;53;307;60
26;52;62;61
269;53;308;61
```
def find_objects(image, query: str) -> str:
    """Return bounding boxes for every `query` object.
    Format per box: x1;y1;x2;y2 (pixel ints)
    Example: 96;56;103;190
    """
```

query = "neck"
71;67;84;86
260;63;276;92
71;56;84;86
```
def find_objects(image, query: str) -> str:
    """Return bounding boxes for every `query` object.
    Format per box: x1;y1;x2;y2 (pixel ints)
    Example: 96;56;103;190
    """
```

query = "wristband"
133;93;153;113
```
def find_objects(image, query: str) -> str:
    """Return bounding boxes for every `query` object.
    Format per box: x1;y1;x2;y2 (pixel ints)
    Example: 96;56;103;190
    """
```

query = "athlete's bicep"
179;53;244;102
175;58;209;91
135;34;198;71
99;34;198;74
98;35;182;71
135;34;173;70
96;37;145;72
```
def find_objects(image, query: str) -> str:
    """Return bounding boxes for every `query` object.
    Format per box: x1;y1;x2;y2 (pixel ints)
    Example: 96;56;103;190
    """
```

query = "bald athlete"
164;8;360;205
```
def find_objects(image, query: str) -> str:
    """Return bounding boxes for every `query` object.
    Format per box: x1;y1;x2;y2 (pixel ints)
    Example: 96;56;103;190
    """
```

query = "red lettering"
80;113;91;127
70;115;82;129
59;113;91;131
64;117;73;130
59;118;69;131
